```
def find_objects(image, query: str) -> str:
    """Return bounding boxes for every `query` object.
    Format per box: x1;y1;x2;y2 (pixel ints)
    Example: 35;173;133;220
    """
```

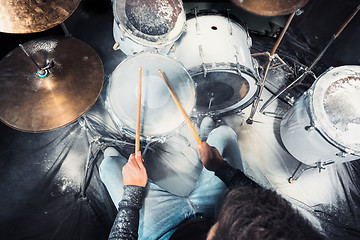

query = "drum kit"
0;0;359;179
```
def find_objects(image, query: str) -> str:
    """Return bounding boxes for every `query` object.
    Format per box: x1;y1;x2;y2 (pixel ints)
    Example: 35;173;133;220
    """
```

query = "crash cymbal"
231;0;309;16
0;0;81;34
0;37;104;132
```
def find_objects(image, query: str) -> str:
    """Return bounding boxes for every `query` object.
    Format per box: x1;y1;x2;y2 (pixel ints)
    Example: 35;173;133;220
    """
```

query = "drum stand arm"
246;12;296;124
60;22;72;37
259;4;360;114
288;161;334;183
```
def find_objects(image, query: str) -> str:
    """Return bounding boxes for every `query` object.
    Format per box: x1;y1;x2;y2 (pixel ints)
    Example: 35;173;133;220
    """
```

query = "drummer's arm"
197;142;259;190
108;152;148;240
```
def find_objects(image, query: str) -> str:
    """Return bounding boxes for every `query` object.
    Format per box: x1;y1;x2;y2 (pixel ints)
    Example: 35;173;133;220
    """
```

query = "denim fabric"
99;125;242;240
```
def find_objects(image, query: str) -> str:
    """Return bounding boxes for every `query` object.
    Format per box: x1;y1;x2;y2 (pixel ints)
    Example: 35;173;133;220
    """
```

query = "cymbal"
231;0;309;16
0;0;81;34
0;37;104;132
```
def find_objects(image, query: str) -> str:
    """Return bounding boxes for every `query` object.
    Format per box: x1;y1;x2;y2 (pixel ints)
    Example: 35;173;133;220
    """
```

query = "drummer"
99;117;323;240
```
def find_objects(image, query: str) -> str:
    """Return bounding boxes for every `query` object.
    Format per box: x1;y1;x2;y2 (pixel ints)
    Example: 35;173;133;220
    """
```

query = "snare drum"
112;0;186;55
280;65;360;165
168;11;259;116
106;52;195;142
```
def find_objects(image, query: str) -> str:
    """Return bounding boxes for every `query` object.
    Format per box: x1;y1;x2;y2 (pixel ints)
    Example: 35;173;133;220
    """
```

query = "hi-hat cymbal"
231;0;309;16
0;37;104;132
0;0;81;34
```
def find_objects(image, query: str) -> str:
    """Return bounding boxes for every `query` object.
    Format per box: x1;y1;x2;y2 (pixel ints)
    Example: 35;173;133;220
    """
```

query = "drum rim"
308;65;360;154
190;64;259;115
106;52;196;140
185;9;248;31
113;0;186;46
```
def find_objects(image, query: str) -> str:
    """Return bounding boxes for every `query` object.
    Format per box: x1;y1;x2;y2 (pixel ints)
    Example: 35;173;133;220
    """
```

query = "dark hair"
212;187;323;240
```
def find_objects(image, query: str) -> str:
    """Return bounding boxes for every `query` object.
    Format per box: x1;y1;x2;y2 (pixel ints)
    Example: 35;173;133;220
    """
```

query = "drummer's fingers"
128;153;135;163
135;151;145;168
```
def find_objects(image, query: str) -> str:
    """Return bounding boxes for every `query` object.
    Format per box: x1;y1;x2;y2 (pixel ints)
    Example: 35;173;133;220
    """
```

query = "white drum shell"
280;93;359;165
168;14;258;115
280;66;360;165
169;15;254;71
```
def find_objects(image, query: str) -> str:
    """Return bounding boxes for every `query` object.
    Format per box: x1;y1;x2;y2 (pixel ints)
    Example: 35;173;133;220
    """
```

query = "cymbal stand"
61;22;72;37
246;11;296;124
19;44;52;78
259;4;360;114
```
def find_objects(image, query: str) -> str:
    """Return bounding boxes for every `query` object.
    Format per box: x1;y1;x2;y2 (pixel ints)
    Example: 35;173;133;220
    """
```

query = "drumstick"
158;69;202;146
135;66;142;153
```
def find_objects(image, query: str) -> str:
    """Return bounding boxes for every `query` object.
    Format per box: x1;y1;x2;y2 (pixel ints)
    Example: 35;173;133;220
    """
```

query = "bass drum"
168;10;259;117
112;0;186;55
106;52;195;142
280;65;360;166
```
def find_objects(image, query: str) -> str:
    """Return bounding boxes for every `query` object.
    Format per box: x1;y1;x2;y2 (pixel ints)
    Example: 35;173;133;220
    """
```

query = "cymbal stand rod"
259;4;359;114
19;44;42;70
246;12;295;124
60;22;72;37
19;44;49;78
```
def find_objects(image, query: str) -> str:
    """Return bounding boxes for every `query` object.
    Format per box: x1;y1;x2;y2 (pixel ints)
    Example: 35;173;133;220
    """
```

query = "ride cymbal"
231;0;309;16
0;37;104;132
0;0;81;34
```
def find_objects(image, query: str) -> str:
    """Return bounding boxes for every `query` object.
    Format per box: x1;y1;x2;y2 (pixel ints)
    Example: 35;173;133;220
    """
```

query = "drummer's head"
207;187;323;240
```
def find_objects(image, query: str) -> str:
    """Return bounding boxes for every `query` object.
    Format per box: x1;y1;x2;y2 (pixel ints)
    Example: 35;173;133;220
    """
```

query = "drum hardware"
259;4;360;115
18;44;53;78
0;0;81;34
246;10;297;124
60;22;72;38
78;116;146;198
0;37;104;132
288;161;332;183
305;126;315;131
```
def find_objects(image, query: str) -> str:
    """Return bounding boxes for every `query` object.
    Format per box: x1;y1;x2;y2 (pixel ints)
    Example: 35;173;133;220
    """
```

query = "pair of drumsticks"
135;67;202;154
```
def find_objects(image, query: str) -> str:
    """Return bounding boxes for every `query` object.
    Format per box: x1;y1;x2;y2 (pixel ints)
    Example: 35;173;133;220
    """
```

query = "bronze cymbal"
0;37;104;132
231;0;309;16
0;0;81;34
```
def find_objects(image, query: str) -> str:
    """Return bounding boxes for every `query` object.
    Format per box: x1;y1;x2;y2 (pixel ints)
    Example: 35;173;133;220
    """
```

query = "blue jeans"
99;125;243;240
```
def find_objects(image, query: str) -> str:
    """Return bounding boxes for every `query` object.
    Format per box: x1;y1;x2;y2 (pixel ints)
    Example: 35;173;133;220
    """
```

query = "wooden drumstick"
135;66;142;153
158;69;202;146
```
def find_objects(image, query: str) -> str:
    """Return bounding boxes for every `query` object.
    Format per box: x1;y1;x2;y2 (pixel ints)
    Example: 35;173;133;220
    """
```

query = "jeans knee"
209;125;237;141
99;156;125;181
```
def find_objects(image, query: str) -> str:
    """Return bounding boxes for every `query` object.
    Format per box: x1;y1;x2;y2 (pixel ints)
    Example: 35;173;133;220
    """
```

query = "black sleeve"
108;185;146;240
214;161;259;190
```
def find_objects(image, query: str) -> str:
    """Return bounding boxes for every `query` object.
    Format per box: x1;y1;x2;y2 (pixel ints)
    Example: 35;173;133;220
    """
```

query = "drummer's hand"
123;151;148;187
197;142;224;172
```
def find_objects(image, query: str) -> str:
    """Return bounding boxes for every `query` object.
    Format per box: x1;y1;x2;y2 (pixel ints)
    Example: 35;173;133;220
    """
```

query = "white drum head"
107;53;195;139
113;0;185;47
311;65;360;154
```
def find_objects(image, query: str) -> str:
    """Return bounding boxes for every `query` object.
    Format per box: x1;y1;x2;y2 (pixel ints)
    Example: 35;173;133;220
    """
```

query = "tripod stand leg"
259;71;312;113
246;12;295;124
288;162;318;183
246;57;272;124
260;4;360;114
273;54;294;73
